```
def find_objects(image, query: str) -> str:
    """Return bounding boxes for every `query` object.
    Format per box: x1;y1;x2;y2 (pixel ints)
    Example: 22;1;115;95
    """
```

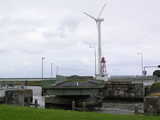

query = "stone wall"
103;81;144;100
144;96;160;115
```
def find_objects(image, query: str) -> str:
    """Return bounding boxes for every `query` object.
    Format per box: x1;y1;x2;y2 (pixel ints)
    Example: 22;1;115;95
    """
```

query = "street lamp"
42;57;45;80
89;45;97;76
50;63;54;78
137;52;144;75
56;65;59;76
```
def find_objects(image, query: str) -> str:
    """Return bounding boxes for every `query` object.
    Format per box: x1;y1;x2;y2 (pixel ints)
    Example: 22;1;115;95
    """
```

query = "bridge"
0;76;158;87
109;76;160;86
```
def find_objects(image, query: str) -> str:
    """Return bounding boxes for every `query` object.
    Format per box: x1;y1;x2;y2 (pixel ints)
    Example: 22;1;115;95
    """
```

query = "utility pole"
137;53;144;75
89;45;97;76
50;63;53;78
42;57;45;80
94;48;97;76
56;66;59;76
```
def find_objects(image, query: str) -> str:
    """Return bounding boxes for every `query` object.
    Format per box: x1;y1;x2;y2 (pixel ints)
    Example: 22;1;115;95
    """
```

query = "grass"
0;105;160;120
151;82;160;89
0;81;42;86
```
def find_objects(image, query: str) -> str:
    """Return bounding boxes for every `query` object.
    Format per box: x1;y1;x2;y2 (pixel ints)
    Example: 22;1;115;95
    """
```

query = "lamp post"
50;63;54;78
42;57;45;80
89;45;97;76
56;65;59;76
137;52;144;75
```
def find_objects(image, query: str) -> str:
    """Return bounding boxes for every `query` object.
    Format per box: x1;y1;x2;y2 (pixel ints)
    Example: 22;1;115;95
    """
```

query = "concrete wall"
5;89;33;106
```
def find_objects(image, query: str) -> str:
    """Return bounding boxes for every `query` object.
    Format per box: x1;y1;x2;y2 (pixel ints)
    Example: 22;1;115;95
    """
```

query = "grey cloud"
57;16;81;38
0;49;9;54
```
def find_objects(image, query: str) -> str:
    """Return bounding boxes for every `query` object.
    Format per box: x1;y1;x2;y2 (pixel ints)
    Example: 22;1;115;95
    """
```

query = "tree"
153;70;160;77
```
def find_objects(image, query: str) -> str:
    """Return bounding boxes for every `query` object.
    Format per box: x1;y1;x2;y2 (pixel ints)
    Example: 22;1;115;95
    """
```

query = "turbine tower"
84;3;107;77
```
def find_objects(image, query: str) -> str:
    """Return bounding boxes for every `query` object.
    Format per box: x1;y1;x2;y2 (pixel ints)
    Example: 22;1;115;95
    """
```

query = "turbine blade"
83;12;96;20
97;3;107;18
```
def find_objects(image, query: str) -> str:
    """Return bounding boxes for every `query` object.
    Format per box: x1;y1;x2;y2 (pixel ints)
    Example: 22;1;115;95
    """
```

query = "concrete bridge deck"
0;75;158;87
110;76;160;86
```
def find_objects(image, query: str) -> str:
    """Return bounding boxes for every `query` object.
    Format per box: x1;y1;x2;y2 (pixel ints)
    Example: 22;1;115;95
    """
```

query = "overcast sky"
0;0;159;77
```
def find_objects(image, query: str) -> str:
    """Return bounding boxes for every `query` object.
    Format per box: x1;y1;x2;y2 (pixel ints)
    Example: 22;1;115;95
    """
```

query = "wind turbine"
84;3;107;77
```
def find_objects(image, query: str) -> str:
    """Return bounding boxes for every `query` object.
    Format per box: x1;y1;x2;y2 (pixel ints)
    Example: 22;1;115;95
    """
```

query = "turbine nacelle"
96;19;104;22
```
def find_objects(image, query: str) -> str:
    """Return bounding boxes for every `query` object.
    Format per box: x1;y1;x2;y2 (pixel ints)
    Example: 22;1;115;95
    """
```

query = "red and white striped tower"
100;57;107;76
